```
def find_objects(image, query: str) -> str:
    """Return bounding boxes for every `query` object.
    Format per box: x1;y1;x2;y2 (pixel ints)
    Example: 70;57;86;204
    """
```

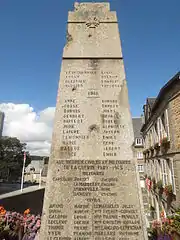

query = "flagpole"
20;151;26;192
39;168;42;188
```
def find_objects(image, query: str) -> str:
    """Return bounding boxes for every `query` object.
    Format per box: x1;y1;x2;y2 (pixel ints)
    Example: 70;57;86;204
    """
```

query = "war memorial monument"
40;2;147;240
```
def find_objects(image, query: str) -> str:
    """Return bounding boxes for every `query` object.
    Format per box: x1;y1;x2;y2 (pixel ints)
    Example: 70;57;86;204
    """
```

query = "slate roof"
151;72;180;112
132;117;143;138
141;72;180;132
147;98;156;110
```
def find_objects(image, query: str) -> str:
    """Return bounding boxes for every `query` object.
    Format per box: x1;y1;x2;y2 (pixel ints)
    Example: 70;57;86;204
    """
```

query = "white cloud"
0;103;55;156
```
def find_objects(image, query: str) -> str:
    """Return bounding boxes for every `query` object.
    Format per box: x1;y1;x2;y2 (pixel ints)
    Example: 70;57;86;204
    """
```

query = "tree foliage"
0;137;31;182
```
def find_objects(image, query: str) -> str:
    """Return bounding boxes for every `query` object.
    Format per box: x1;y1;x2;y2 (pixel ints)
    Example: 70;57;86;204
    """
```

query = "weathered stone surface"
40;3;147;240
170;93;180;150
64;3;122;58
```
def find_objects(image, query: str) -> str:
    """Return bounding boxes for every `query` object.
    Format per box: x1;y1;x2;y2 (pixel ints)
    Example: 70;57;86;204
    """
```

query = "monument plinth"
40;3;147;240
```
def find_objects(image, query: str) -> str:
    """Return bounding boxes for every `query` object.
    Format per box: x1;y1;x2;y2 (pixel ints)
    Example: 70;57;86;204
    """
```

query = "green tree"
0;137;31;182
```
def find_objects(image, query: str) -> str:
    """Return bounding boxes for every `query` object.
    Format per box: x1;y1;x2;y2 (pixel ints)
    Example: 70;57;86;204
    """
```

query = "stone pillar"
40;3;147;240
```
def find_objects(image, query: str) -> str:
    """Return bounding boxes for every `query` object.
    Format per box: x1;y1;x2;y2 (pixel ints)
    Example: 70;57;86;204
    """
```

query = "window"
136;138;143;146
150;129;153;146
151;160;155;178
161;112;168;138
161;159;168;186
168;159;176;193
44;157;49;165
152;126;157;145
157;110;170;143
137;151;143;159
138;165;144;172
144;136;148;149
154;122;159;144
158;117;163;142
161;113;166;130
146;161;151;176
148;133;151;148
165;109;170;140
150;161;154;177
155;160;162;182
154;160;158;181
157;160;162;181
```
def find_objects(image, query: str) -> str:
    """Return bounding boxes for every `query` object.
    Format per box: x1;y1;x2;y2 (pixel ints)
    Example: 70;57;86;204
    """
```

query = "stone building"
141;72;180;220
132;117;149;223
25;156;49;185
0;111;5;137
132;117;144;184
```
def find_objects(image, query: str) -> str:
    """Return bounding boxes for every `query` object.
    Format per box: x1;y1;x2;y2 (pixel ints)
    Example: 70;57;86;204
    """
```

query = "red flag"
145;178;152;191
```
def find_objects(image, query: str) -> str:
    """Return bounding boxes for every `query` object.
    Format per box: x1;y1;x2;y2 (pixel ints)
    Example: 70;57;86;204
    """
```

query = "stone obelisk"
40;3;147;240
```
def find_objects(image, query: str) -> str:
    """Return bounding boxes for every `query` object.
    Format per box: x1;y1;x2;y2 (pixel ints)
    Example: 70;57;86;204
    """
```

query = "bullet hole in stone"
89;124;99;133
90;59;98;69
72;86;76;91
88;34;92;38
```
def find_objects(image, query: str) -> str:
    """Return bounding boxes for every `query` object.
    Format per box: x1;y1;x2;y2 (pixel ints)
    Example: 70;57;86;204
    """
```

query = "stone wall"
169;92;180;202
0;188;44;215
169;92;180;151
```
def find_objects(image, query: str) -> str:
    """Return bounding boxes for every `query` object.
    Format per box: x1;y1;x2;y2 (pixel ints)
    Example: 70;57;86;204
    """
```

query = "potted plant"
160;137;169;145
148;176;152;181
157;180;164;195
154;142;160;149
143;149;148;154
150;205;156;219
152;177;157;191
164;184;173;196
149;209;180;239
160;137;170;152
164;184;176;205
147;227;158;240
149;146;154;151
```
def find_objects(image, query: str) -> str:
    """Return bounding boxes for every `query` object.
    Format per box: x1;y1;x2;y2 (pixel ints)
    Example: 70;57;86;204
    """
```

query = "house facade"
132;117;145;183
132;117;149;224
25;156;49;185
141;72;180;220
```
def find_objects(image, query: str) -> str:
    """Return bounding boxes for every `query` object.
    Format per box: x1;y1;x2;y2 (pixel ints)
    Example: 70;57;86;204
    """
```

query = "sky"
0;0;179;155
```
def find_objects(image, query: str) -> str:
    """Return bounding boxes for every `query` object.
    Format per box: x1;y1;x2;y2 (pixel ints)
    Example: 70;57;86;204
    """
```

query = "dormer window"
135;138;143;146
